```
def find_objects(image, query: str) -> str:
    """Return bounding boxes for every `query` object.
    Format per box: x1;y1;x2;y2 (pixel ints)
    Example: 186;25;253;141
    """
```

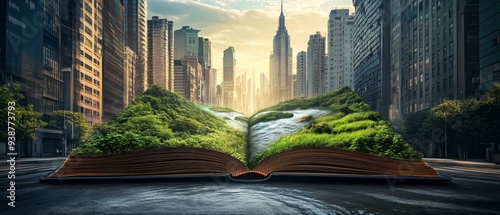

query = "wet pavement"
1;161;499;214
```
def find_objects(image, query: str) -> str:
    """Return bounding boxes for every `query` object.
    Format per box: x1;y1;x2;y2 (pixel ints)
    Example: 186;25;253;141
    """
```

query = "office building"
325;9;355;92
223;47;236;108
102;0;125;122
124;0;148;96
295;51;307;98
147;16;173;90
270;0;293;104
353;0;391;119
307;32;326;98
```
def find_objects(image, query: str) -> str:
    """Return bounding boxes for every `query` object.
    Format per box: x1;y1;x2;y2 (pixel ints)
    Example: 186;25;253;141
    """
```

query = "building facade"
102;0;125;122
392;0;479;118
147;16;173;90
174;57;200;102
0;0;65;157
123;0;148;96
270;1;293;104
353;0;391;119
325;9;355;92
479;0;500;91
307;32;326;98
295;51;307;98
75;0;103;125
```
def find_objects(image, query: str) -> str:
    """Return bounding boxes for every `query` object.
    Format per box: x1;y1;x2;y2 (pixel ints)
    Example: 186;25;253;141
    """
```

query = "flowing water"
248;109;330;160
200;106;248;133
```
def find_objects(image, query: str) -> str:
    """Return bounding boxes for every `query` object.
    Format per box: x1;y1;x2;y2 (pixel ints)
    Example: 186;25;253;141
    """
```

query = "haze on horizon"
148;0;354;85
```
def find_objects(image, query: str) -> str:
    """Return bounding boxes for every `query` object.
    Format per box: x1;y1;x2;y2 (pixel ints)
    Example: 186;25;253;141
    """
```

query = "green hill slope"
71;86;247;164
251;87;421;167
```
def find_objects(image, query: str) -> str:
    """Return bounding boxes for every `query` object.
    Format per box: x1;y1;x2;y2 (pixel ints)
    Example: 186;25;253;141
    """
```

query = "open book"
42;86;447;182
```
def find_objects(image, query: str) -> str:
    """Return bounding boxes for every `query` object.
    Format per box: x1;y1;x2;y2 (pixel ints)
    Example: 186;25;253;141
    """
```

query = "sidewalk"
424;158;500;169
3;157;67;165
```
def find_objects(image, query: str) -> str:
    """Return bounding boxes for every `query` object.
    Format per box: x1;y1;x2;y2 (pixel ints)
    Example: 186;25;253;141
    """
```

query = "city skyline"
148;0;354;85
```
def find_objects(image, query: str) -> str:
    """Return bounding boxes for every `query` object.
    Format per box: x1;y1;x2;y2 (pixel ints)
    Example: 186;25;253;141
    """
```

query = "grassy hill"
251;87;421;167
72;86;247;164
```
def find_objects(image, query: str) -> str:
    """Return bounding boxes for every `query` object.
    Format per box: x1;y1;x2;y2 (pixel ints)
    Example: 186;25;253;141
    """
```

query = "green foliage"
251;87;421;166
47;110;92;144
249;112;294;126
235;116;249;123
72;86;247;164
257;87;371;115
0;84;46;140
209;107;236;112
71;144;103;155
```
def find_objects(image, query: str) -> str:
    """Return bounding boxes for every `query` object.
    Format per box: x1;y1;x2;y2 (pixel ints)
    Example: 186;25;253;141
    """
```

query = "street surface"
1;160;499;214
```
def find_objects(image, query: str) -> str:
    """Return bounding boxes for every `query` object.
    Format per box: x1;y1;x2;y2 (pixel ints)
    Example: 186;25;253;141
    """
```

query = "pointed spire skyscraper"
270;0;293;104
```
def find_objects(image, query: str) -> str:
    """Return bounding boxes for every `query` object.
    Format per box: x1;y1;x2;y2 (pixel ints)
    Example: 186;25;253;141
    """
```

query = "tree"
432;99;463;158
0;84;46;141
47;110;92;146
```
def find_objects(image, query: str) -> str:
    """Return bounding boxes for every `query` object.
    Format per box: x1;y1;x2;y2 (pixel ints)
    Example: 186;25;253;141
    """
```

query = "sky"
148;0;355;85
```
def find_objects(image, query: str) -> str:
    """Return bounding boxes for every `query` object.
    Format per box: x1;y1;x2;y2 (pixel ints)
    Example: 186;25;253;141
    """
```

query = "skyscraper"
1;0;65;157
147;16;172;90
353;0;391;119
325;9;355;92
307;32;326;98
223;47;236;108
295;51;307;98
390;0;480;119
200;38;214;104
102;0;125;122
270;0;293;104
124;46;137;106
75;0;104;125
124;0;148;96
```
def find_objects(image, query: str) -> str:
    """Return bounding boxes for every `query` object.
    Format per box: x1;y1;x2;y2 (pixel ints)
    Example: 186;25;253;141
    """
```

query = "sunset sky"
148;0;354;85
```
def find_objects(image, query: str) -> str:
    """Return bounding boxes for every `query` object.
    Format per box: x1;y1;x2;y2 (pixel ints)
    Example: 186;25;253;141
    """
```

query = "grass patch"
235;116;249;123
209;107;236;112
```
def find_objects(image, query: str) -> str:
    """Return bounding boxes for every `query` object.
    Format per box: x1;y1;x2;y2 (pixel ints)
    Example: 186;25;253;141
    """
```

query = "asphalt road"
1;161;499;215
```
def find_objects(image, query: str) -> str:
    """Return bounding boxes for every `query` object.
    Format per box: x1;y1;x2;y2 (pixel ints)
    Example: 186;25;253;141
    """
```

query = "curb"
424;158;500;169
3;158;67;165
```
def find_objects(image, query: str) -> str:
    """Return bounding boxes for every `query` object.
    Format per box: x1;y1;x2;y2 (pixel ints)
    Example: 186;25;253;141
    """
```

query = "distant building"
199;37;212;104
479;0;500;91
147;16;173;91
307;32;326;98
223;47;236;108
270;0;293;104
124;47;137;106
295;51;307;98
325;9;354;92
174;58;197;101
174;26;201;60
102;0;125;122
124;0;148;96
